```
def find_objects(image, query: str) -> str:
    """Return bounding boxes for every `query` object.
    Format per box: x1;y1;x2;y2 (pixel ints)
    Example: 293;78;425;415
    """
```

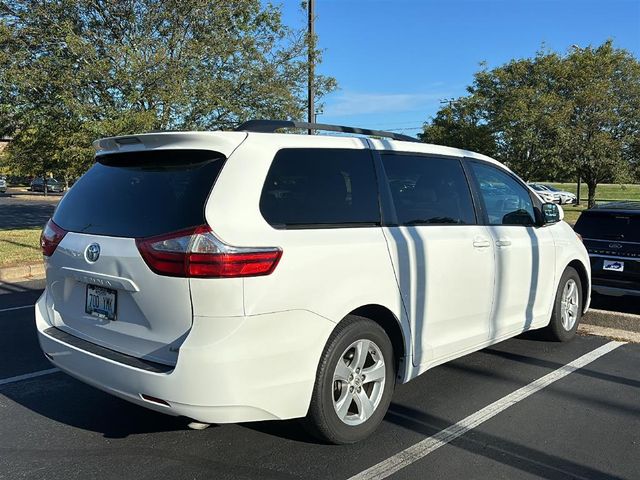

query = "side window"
470;162;536;226
260;148;380;228
381;154;476;225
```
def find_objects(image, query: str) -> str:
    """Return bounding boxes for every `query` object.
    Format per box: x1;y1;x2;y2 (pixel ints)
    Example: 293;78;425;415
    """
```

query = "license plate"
85;285;117;320
603;260;624;272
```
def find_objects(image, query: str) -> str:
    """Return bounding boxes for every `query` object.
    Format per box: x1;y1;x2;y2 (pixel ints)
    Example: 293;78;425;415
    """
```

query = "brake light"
136;226;282;278
575;232;583;242
40;219;68;256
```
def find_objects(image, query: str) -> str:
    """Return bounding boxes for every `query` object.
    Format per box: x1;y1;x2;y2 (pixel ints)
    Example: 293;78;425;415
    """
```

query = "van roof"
93;129;497;164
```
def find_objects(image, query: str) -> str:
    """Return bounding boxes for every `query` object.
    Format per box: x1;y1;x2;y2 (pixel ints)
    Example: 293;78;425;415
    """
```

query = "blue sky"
277;0;640;136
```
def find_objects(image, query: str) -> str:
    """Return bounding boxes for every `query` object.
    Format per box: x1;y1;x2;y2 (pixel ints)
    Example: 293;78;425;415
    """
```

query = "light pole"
571;44;582;205
307;0;315;135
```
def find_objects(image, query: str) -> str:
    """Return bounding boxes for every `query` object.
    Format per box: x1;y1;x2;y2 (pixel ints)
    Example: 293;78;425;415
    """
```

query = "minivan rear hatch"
45;145;232;366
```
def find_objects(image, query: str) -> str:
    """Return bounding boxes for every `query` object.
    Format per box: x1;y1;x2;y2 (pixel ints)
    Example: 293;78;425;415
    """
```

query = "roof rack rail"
235;120;420;143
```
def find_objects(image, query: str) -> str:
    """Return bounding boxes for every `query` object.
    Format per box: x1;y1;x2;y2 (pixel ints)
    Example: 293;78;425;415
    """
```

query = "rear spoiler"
93;131;248;158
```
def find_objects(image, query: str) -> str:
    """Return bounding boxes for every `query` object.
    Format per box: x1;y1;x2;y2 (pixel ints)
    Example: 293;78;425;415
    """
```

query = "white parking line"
0;368;60;386
0;304;34;313
348;340;626;480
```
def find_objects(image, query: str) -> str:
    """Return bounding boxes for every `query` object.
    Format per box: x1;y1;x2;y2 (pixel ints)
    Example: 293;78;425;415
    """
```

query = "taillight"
575;232;583;242
136;225;282;278
40;219;67;256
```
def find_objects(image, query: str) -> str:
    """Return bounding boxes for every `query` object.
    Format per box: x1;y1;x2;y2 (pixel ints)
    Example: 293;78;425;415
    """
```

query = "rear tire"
304;315;395;444
545;267;582;342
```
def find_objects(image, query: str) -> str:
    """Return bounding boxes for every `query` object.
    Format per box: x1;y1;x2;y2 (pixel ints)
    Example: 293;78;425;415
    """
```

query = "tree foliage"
471;52;570;183
562;42;640;205
422;41;640;207
418;97;496;157
0;0;336;179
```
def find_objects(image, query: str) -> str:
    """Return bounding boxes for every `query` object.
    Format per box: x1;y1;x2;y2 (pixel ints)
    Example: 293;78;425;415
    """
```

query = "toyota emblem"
85;243;101;263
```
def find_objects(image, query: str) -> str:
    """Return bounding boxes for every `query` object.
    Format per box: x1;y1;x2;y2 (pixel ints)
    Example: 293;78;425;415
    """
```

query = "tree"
0;0;336;179
420;42;640;206
561;42;640;207
470;52;571;183
419;97;496;157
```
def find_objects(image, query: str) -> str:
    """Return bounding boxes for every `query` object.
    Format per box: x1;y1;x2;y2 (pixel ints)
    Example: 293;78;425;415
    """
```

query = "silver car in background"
528;183;560;203
543;184;577;204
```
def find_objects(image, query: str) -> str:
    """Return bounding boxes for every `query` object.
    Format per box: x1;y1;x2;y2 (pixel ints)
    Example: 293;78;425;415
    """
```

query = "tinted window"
260;148;380;228
53;150;225;238
381;154;475;225
471;162;536;226
575;211;640;242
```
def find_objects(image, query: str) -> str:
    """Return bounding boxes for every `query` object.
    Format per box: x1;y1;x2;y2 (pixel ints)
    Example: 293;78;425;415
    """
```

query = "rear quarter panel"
203;133;409;348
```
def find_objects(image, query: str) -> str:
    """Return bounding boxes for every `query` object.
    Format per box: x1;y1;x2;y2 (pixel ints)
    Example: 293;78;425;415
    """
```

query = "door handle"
496;239;512;247
473;237;491;248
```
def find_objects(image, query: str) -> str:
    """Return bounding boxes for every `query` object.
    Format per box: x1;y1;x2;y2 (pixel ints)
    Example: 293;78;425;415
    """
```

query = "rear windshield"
574;211;640;242
53;150;225;238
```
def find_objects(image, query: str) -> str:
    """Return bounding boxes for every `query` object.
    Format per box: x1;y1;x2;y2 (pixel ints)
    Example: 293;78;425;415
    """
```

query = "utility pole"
440;98;456;109
307;0;315;135
571;45;583;206
576;171;582;205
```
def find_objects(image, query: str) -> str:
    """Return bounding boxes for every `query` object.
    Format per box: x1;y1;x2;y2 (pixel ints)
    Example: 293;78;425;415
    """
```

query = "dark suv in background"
574;202;640;297
30;177;65;193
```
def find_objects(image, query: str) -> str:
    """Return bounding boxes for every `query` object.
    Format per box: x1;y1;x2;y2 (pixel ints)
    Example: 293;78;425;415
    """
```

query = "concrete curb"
0;263;45;282
583;308;640;334
579;324;640;343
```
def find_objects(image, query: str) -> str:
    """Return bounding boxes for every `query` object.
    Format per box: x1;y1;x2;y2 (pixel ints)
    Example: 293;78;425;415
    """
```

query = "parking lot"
1;279;638;480
0;195;58;230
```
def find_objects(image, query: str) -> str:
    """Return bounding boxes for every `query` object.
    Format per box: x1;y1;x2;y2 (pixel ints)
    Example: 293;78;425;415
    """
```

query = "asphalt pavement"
0;279;638;479
0;196;58;230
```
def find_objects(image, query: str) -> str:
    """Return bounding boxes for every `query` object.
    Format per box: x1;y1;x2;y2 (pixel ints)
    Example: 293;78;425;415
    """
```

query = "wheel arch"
566;259;590;313
347;304;410;383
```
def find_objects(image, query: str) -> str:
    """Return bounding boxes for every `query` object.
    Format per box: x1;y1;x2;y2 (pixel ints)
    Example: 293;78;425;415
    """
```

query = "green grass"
541;182;640;224
545;182;640;202
0;227;43;268
559;204;587;225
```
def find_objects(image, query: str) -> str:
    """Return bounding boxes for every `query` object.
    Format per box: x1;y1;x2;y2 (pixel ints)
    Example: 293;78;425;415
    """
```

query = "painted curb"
0;263;45;282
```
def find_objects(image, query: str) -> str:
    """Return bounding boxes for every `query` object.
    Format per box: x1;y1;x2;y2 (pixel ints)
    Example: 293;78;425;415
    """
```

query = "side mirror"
542;203;562;225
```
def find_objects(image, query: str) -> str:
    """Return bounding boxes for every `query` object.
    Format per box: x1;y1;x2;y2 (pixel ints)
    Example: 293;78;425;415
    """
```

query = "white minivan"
36;121;590;444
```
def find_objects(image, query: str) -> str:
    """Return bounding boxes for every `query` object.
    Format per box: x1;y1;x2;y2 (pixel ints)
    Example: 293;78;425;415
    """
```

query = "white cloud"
322;91;447;117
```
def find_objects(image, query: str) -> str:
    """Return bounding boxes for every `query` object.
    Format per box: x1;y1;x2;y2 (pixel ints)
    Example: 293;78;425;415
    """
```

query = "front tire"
305;315;395;444
545;267;582;342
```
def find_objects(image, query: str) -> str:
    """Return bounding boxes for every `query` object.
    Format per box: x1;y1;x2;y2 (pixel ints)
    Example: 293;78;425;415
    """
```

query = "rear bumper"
36;290;335;423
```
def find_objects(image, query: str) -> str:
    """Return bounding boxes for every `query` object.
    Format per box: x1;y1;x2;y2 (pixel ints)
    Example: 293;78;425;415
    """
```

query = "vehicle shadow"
385;403;628;480
589;292;640;315
0;372;191;439
0;279;44;295
241;418;320;444
0;201;56;230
